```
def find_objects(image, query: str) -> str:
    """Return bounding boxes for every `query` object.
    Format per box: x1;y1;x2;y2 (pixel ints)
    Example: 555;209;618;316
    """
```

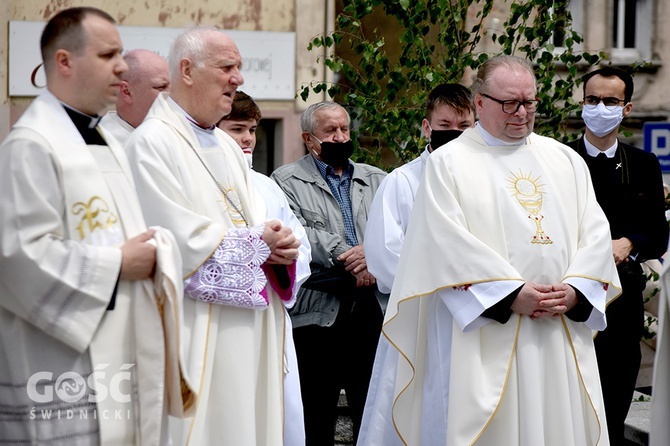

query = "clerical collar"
168;96;219;147
475;123;526;146
584;135;618;158
61;103;106;145
61;103;102;129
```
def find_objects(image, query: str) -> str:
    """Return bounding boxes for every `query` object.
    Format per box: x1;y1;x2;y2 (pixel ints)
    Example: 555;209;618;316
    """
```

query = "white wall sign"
8;21;296;100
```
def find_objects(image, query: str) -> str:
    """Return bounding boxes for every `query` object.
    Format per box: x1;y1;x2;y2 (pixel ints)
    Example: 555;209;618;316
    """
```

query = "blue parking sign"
644;122;670;172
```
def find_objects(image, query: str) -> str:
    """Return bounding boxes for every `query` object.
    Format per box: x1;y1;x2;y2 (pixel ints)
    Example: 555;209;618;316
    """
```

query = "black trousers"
292;294;383;446
595;266;645;446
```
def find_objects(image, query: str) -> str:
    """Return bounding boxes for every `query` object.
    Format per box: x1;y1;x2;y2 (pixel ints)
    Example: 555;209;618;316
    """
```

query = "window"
613;0;636;49
611;0;652;61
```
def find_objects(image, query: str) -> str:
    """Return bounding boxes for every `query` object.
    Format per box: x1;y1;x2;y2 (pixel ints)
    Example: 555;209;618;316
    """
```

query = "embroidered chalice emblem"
507;170;552;244
218;187;248;227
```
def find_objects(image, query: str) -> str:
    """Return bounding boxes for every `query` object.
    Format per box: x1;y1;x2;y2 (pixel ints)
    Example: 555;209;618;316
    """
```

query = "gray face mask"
582;103;624;137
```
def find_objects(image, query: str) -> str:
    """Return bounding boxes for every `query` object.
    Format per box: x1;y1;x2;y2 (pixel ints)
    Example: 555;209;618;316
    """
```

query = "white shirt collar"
583;135;618;158
476;123;526;146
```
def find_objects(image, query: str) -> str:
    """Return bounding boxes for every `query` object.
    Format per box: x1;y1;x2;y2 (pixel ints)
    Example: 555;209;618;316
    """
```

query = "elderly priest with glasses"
358;55;621;446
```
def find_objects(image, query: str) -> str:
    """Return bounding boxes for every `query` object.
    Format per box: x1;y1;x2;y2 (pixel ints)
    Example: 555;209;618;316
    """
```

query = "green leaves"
300;0;607;167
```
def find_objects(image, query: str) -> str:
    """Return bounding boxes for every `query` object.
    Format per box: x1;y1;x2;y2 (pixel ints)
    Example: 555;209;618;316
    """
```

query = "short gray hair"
168;26;217;81
471;55;536;96
300;102;350;134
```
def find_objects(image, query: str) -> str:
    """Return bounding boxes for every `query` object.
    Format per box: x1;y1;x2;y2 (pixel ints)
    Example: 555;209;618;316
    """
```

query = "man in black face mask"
364;83;476;294
271;102;387;445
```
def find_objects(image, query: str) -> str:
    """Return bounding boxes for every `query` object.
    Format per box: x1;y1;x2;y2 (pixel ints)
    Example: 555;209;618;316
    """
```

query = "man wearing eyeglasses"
568;67;668;446
359;55;620;446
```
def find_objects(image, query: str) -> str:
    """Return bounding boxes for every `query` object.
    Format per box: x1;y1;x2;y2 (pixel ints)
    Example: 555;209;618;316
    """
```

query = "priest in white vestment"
0;7;189;446
100;49;170;147
125;27;303;446
364;83;475;294
358;55;621;446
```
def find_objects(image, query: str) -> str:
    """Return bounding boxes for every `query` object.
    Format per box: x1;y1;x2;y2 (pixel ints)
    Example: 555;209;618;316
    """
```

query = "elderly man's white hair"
300;101;351;134
168;25;219;81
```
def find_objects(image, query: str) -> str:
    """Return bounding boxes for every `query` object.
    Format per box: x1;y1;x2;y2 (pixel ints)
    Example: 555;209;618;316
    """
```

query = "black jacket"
568;137;668;263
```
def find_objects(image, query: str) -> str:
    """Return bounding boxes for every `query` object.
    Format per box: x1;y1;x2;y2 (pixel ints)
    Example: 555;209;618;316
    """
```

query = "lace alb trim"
185;225;271;308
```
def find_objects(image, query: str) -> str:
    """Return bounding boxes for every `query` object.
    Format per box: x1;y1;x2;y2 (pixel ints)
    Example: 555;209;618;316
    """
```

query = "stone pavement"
624;391;651;446
332;390;653;446
335;390;354;445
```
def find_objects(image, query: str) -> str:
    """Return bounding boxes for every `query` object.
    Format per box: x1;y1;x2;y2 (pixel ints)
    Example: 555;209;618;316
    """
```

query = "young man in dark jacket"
568;67;669;446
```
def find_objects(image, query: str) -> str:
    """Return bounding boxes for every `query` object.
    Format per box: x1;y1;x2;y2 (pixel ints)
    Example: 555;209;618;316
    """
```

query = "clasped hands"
511;282;578;319
338;244;376;288
263;220;301;265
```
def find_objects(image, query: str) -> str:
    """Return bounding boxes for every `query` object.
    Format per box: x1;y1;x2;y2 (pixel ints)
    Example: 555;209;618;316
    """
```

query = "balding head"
116;49;170;127
472;55;537;142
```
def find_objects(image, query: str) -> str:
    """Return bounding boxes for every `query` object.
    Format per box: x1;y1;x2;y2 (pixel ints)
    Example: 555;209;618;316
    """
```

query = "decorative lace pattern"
185;224;271;308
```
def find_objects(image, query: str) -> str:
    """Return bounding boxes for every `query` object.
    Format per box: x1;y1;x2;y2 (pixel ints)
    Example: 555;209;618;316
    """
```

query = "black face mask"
313;138;355;169
429;129;463;151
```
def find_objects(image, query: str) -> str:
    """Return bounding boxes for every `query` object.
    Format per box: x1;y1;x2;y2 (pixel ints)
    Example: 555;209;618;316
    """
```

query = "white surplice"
0;90;185;445
358;128;621;446
651;257;670;446
364;148;430;294
125;92;301;445
249;168;311;445
99;110;134;148
250;169;312;304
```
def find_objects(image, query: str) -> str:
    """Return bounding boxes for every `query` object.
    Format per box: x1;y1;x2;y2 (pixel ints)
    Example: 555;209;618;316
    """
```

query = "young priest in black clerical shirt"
568;66;669;446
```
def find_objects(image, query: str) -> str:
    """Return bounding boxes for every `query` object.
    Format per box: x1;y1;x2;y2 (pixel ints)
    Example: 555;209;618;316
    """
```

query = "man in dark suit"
568;66;669;446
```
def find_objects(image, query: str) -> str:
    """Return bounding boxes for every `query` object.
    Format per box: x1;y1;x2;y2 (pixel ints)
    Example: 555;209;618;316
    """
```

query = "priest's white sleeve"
563;277;608;330
439;280;525;332
438;277;607;332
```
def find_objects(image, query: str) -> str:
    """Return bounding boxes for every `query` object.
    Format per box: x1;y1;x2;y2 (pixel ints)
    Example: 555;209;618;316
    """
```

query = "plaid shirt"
312;156;358;247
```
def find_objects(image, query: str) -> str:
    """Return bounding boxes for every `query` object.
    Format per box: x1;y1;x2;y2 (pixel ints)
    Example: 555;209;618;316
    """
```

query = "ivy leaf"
299;0;609;169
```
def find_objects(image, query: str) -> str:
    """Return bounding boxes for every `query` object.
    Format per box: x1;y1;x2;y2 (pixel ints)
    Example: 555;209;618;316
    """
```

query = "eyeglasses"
481;93;539;114
583;95;627;110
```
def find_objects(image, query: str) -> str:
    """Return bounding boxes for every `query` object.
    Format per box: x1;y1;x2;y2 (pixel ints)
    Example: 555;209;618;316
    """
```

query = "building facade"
2;1;670;173
0;0;338;174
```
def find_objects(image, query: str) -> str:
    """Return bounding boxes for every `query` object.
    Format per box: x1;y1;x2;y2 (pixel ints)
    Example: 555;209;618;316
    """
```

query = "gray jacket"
271;154;388;328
